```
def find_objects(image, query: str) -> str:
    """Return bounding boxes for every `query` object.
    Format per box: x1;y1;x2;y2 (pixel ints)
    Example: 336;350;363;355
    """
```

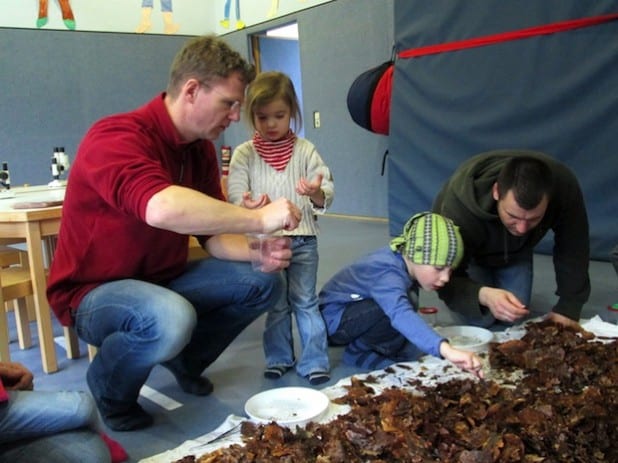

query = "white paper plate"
436;325;493;352
244;387;330;427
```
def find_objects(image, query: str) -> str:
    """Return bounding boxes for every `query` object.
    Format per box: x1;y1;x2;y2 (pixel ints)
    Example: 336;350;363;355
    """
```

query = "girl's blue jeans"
263;236;329;377
74;257;282;405
0;390;110;463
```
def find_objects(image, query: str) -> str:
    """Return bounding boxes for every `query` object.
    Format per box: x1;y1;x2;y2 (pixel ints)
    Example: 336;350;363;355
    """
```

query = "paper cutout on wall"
1;0;335;35
220;0;245;30
135;0;180;35
37;0;75;30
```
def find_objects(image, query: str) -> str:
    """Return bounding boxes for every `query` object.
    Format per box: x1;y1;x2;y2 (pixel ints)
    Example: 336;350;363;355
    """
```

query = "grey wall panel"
1;0;394;219
0;29;189;186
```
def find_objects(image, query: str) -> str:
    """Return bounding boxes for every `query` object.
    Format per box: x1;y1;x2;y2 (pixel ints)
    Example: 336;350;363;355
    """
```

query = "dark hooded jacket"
433;149;590;321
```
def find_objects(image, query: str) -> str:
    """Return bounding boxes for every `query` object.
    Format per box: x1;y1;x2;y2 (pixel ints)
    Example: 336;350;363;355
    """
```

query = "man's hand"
478;287;529;323
259;197;302;233
259;236;293;273
0;361;34;391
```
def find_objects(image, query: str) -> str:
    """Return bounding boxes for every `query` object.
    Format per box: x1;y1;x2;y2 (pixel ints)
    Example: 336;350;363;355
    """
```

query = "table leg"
43;235;81;360
0;288;9;361
25;222;58;373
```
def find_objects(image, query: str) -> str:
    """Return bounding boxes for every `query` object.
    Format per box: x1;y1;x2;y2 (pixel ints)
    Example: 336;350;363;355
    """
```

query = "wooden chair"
0;245;80;365
0;246;37;361
188;236;209;261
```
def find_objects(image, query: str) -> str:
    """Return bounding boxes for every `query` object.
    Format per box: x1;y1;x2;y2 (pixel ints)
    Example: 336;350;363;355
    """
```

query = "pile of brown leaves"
175;320;617;462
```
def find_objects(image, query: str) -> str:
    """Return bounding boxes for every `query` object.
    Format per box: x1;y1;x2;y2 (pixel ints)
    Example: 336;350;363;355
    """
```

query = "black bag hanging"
346;60;393;135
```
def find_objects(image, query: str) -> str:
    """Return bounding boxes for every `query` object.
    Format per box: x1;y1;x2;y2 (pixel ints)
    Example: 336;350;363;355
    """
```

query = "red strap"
398;12;618;59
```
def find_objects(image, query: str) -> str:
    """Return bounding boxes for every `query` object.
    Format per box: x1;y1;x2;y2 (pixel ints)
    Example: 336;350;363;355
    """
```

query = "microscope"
48;147;70;188
0;162;10;190
0;162;14;198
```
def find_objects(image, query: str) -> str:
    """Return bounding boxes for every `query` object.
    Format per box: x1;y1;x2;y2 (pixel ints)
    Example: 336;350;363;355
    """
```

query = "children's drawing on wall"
267;0;307;19
136;0;180;34
220;0;245;30
37;0;75;30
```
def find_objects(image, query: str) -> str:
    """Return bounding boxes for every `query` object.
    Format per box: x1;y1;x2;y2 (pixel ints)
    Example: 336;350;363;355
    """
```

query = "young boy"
319;212;482;376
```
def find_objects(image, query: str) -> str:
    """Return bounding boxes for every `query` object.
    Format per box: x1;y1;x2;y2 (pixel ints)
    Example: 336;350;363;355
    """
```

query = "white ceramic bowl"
244;387;330;427
436;325;493;352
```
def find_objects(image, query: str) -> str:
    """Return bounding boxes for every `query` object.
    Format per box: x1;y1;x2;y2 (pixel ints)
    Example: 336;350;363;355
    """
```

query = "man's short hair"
167;35;255;98
496;156;553;210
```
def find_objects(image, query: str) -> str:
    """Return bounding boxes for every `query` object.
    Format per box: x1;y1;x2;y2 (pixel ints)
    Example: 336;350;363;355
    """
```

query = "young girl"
227;71;334;385
319;212;484;376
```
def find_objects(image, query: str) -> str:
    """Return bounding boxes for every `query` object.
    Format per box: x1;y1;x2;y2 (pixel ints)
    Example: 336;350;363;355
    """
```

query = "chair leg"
16;252;37;322
13;298;32;349
0;293;10;362
64;326;81;359
87;344;98;361
26;295;36;322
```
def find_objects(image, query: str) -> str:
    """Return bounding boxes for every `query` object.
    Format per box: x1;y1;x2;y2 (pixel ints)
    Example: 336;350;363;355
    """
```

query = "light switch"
313;111;321;128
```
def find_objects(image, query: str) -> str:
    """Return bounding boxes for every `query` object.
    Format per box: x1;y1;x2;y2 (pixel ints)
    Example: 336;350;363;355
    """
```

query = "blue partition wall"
388;0;618;260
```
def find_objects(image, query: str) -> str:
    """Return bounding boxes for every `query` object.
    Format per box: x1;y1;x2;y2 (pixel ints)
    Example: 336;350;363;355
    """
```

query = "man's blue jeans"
262;236;329;377
74;257;282;405
0;390;110;463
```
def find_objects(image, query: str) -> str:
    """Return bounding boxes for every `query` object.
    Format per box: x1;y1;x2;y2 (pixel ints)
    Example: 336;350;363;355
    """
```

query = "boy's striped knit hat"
389;212;463;268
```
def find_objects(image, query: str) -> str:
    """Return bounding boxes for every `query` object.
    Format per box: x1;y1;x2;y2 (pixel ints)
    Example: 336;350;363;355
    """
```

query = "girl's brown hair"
244;71;302;132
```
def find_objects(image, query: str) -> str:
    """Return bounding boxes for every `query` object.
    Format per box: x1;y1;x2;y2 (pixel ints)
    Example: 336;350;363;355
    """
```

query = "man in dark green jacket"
433;149;590;329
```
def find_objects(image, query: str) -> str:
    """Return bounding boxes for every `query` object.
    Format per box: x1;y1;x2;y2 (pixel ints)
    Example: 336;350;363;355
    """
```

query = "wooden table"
0;185;73;373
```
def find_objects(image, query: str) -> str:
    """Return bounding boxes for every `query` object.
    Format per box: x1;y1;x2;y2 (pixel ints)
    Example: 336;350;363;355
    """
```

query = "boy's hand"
439;342;484;379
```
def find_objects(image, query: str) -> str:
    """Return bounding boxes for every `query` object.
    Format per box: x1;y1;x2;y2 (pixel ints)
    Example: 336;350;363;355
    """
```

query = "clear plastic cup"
246;233;290;272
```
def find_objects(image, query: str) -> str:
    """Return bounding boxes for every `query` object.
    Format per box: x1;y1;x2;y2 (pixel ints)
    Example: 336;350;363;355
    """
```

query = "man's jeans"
0;390;109;463
263;236;329;377
74;257;282;405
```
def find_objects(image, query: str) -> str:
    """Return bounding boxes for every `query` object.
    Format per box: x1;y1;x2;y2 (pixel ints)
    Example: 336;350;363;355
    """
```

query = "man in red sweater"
47;35;301;432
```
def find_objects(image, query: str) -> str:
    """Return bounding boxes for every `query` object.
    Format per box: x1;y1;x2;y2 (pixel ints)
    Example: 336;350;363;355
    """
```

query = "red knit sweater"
47;94;224;326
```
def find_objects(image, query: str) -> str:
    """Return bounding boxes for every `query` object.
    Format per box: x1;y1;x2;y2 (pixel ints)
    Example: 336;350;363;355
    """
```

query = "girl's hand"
439;342;484;379
241;191;271;209
296;174;324;206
